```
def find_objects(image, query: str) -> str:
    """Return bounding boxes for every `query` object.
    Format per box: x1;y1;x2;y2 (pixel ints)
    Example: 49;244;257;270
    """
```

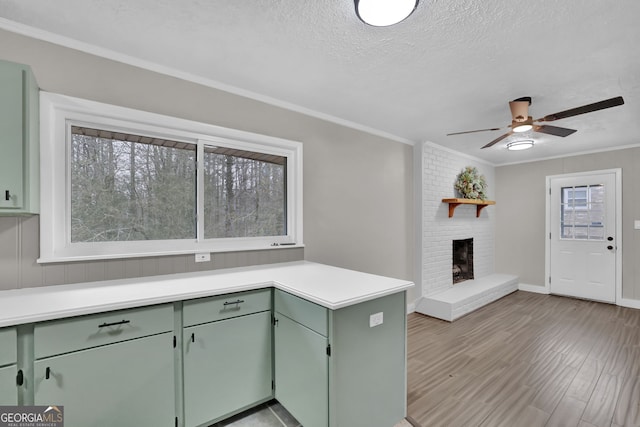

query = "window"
70;126;198;242
201;144;286;239
560;184;605;240
40;93;302;262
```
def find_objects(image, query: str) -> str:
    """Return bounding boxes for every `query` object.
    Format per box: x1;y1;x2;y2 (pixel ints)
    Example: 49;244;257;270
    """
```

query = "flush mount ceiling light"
355;0;419;27
507;140;534;151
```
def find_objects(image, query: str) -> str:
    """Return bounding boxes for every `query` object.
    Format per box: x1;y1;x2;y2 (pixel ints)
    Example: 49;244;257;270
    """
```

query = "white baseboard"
406;302;416;314
618;298;640;309
518;283;549;294
518;284;639;309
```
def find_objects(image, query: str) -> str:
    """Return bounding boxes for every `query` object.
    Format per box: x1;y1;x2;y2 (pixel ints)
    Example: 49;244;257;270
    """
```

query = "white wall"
415;142;496;298
0;29;414;292
496;147;640;301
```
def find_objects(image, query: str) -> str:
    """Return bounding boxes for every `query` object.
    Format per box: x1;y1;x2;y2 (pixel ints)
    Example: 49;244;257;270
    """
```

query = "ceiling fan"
447;96;625;149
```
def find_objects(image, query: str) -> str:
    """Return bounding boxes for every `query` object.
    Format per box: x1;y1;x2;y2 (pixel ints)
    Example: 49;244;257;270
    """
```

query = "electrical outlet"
635;220;640;230
195;253;211;263
369;312;383;328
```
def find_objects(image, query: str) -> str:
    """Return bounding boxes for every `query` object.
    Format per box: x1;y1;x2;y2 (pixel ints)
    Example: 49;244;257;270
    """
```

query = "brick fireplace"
414;142;518;321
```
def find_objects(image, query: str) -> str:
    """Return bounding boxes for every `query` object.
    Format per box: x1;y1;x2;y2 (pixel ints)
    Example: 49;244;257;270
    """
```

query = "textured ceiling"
1;0;639;165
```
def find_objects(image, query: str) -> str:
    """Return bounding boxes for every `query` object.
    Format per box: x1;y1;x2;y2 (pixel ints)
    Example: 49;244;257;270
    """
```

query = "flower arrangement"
454;166;487;200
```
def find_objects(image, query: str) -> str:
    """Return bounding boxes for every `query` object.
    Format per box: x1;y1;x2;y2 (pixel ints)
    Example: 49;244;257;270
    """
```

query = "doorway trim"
545;169;622;303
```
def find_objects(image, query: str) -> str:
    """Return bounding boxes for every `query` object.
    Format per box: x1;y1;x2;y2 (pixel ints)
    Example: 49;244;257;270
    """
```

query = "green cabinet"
0;365;17;405
328;291;407;427
182;290;273;427
33;305;175;427
1;281;408;427
0;59;39;214
0;327;18;405
274;289;407;427
274;289;329;427
274;314;328;427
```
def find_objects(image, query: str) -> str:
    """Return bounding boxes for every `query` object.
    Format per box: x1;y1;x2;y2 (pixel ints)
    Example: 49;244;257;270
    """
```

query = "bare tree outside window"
203;146;286;238
70;126;286;243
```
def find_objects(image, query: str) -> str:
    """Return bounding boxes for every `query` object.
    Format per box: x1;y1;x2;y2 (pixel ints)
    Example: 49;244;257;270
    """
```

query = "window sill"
37;243;305;264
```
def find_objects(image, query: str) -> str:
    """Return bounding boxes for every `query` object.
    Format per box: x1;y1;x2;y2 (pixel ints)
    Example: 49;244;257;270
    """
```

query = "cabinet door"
183;311;272;427
34;333;174;427
0;365;17;405
0;60;25;210
274;314;328;427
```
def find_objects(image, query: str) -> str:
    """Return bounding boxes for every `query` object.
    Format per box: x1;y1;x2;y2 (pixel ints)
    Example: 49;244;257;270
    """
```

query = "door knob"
607;236;613;241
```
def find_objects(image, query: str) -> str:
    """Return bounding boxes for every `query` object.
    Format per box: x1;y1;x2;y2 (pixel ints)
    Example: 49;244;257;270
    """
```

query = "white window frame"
39;92;303;263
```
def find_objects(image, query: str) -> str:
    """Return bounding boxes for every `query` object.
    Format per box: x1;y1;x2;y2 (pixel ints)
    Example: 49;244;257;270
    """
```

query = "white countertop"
0;261;414;327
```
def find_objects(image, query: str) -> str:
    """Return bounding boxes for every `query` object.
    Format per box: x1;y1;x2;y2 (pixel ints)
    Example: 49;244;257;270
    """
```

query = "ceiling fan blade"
536;96;624;122
534;125;577;137
447;127;501;136
482;132;511;149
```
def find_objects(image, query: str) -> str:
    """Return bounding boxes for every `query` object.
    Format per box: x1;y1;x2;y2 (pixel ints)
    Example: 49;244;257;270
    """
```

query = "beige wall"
0;30;414;297
495;148;640;300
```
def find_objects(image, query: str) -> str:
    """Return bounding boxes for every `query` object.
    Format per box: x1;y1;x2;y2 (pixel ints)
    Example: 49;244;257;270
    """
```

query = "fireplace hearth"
453;238;474;284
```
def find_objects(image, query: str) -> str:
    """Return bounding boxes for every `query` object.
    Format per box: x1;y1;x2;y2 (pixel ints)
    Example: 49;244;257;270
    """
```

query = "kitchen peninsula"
0;261;413;427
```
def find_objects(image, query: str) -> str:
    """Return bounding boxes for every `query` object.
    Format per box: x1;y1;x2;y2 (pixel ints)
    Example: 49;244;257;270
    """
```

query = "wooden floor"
406;291;640;427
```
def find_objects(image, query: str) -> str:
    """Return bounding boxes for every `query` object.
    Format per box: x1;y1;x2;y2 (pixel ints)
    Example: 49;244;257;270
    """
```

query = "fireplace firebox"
452;238;474;284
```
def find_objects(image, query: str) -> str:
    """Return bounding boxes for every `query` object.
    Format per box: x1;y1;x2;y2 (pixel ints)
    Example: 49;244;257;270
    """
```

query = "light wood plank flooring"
406;291;640;427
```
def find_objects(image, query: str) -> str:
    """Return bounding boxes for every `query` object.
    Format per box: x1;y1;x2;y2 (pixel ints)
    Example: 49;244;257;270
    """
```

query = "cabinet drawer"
275;290;328;337
0;327;16;366
183;289;271;327
34;304;173;359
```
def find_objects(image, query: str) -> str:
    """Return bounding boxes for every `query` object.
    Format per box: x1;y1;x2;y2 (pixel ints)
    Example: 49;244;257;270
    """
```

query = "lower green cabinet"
4;285;407;427
0;326;17;405
0;365;17;405
274;289;408;427
183;311;273;427
34;333;175;427
274;314;328;427
328;291;407;427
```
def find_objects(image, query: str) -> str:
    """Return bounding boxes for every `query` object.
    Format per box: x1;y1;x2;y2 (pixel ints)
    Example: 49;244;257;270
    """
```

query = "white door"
549;171;617;303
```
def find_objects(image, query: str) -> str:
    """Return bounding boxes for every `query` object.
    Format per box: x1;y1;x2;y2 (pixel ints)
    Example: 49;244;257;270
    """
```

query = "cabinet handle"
16;370;24;386
4;190;9;201
191;333;195;343
223;299;245;306
98;319;130;328
45;367;51;380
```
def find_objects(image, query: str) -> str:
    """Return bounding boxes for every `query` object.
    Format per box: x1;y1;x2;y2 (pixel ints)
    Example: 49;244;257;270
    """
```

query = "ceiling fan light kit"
354;0;419;27
447;96;625;150
507;140;534;151
512;122;533;133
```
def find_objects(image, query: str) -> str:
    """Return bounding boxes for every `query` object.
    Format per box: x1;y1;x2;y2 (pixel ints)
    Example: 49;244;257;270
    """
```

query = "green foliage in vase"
454;166;487;200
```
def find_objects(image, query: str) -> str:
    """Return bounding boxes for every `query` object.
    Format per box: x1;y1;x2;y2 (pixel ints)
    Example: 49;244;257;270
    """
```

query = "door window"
560;184;605;240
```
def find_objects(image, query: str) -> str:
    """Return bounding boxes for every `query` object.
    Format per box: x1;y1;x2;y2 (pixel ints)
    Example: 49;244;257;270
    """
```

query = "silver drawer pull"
223;299;245;307
98;319;130;328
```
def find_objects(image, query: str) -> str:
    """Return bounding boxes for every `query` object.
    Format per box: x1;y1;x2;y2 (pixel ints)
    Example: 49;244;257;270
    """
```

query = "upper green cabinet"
0;59;39;215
